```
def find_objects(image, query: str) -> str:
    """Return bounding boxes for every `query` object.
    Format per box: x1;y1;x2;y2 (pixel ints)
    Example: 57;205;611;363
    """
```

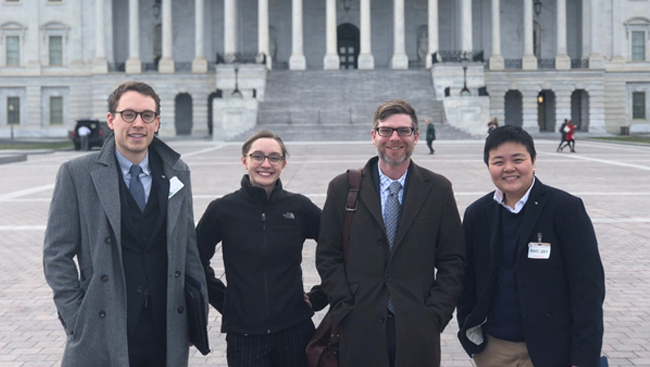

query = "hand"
303;292;312;308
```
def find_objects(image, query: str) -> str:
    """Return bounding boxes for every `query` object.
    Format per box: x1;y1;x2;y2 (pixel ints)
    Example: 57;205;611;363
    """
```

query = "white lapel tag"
527;242;551;259
168;176;185;199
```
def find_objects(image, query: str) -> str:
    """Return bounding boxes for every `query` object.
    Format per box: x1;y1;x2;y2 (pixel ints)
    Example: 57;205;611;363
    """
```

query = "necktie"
385;181;402;250
129;165;146;212
384;181;402;313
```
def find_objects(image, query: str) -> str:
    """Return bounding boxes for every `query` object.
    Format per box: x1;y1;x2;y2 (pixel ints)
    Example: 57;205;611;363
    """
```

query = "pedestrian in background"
197;130;327;367
317;100;466;367
78;124;91;151
457;125;604;367
425;119;436;154
43;81;207;367
487;117;499;135
557;118;569;152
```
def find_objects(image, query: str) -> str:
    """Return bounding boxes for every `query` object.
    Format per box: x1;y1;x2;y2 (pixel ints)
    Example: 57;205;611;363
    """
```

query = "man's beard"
377;146;412;166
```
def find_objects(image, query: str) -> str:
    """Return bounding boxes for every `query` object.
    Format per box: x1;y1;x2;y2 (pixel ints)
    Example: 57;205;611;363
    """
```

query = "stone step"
226;123;475;142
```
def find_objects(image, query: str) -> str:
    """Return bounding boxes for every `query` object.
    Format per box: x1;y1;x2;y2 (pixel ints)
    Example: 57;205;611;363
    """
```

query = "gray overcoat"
43;135;208;367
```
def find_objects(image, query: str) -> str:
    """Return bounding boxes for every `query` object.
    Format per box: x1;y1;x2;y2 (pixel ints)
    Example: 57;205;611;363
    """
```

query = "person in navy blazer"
457;125;605;367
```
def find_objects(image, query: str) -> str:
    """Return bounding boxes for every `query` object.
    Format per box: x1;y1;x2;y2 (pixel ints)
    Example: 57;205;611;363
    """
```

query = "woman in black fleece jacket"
197;130;327;367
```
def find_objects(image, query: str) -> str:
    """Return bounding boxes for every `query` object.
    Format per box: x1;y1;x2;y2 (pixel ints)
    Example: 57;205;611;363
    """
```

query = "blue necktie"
129;165;146;212
384;181;402;313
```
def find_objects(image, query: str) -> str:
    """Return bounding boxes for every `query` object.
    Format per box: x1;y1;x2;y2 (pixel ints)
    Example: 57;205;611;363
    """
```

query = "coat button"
177;307;184;314
104;237;111;244
101;275;108;282
137;286;143;293
377;239;384;246
385;276;392;282
175;271;181;278
377;315;385;323
99;311;106;318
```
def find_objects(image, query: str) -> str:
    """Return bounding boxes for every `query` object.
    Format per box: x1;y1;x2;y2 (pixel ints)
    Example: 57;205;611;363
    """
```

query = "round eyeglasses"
114;110;158;124
375;127;415;137
248;153;285;164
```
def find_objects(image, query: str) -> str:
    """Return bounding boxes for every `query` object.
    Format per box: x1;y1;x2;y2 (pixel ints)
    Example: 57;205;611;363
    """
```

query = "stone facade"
0;0;649;139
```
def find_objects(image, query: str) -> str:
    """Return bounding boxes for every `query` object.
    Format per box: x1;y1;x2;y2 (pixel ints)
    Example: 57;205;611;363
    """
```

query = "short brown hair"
108;81;161;114
241;130;289;159
372;99;419;133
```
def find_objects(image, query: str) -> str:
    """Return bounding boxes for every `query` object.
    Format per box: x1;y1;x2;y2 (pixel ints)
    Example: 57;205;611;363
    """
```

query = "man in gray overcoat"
317;100;466;367
43;81;207;367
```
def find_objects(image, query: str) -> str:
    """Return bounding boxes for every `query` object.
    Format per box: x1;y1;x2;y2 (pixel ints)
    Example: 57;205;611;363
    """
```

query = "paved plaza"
1;137;649;366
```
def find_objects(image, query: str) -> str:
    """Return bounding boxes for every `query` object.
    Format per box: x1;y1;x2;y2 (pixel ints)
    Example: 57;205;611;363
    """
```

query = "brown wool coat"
316;157;466;367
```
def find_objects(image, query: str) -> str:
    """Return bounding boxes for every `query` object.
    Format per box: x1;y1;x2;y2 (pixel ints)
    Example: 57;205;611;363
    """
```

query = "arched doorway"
537;90;556;131
175;93;193;135
207;90;222;136
571;90;590;131
337;23;359;69
505;90;523;127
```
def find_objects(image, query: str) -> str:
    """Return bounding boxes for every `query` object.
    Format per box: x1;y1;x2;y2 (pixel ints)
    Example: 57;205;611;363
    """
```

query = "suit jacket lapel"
485;198;501;267
148;151;169;243
90;137;122;254
392;165;430;251
516;180;547;258
360;165;385;234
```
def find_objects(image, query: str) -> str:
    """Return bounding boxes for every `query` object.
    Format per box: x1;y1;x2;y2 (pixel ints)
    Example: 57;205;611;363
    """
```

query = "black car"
72;119;110;150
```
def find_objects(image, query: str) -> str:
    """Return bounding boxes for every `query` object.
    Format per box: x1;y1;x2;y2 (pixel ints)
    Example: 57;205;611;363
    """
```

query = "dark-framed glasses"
248;152;285;164
375;126;415;137
115;110;158;123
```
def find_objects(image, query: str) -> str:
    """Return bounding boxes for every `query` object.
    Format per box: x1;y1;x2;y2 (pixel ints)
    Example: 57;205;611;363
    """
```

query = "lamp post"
460;54;471;97
8;103;14;140
231;66;243;98
533;0;542;17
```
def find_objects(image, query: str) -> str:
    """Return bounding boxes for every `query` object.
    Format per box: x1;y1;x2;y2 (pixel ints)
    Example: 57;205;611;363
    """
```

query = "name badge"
528;242;551;259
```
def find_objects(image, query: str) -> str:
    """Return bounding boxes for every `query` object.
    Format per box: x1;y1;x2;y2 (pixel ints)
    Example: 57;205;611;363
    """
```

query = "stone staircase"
227;69;474;141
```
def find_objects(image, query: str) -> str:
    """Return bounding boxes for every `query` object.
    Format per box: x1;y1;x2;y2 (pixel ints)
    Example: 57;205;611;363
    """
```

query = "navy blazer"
457;178;605;367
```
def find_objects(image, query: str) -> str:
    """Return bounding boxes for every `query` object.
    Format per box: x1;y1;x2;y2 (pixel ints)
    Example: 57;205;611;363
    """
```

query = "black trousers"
226;319;315;367
128;303;167;367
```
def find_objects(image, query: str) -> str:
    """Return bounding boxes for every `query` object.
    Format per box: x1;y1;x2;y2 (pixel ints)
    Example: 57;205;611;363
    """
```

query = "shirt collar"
115;148;151;176
492;176;536;214
377;161;408;192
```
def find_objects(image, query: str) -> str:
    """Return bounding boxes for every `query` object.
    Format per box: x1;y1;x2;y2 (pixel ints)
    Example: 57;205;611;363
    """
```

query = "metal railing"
432;50;485;63
571;58;589;69
537;59;556;69
216;52;267;64
108;62;125;72
504;59;523;70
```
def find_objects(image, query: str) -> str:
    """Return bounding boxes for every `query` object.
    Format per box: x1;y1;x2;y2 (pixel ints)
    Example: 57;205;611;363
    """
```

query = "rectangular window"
633;92;646;120
632;31;646;61
49;36;63;65
50;96;64;125
7;97;20;125
6;36;20;66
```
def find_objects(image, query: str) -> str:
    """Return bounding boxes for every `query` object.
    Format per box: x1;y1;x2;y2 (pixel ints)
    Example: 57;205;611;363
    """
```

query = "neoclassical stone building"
0;0;649;138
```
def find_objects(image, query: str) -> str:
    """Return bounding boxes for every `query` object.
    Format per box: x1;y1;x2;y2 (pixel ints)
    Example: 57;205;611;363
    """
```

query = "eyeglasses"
114;110;158;123
375;126;415;137
248;152;285;164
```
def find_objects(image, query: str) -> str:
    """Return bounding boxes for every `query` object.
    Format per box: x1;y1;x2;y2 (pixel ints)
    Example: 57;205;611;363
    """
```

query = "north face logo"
283;212;295;219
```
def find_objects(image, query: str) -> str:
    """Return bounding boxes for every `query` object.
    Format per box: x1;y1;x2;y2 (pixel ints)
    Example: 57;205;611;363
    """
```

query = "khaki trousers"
473;334;534;367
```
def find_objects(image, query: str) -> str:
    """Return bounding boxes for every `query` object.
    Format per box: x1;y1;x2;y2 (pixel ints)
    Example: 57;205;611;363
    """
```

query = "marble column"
588;0;604;69
192;0;208;72
125;0;141;73
159;0;175;73
522;0;537;70
93;0;108;73
289;0;306;70
609;0;625;68
258;0;272;69
323;0;339;70
390;0;408;69
358;0;374;69
460;0;472;53
488;0;504;70
225;0;237;58
426;0;438;68
555;0;570;69
522;89;540;133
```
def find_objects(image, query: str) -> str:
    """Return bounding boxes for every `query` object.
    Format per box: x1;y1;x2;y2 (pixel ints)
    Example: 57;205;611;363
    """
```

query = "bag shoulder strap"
343;169;362;265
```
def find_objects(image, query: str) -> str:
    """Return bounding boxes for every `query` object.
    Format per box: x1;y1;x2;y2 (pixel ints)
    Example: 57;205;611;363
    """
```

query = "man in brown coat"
316;100;466;367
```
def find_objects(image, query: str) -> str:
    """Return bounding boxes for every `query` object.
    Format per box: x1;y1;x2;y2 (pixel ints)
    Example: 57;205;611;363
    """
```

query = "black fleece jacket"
197;175;327;334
